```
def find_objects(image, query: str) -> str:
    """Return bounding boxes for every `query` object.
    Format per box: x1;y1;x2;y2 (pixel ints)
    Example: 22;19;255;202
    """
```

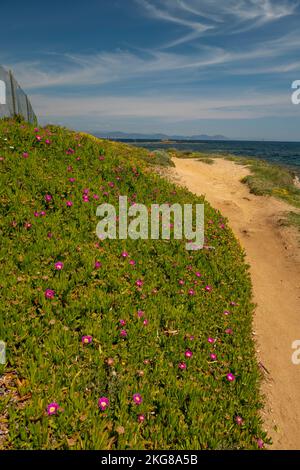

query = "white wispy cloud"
31;91;295;122
135;0;299;45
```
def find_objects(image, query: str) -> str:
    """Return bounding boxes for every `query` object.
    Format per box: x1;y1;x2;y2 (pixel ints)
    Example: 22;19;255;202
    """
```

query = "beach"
170;157;300;450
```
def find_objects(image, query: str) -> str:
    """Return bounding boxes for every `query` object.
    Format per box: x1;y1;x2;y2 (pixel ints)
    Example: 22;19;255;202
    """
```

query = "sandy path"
170;157;300;450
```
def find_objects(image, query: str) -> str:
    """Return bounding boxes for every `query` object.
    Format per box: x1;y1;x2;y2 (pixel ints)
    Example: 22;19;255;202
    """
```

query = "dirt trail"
170;157;300;450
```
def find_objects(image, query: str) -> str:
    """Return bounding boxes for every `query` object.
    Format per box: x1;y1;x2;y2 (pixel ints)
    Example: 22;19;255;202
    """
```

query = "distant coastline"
128;139;300;174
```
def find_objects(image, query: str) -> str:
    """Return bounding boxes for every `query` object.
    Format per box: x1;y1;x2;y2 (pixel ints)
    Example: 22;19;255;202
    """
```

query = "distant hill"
92;131;228;141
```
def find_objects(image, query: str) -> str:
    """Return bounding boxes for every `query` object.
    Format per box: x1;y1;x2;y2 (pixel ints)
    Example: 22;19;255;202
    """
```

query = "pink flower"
188;289;195;296
178;362;187;370
119;319;126;327
66;200;73;207
82;335;93;345
47;232;53;238
143;319;149;326
208;337;216;344
45;194;52;203
129;260;136;265
235;416;243;426
226;373;236;382
225;328;233;335
69;177;76;183
136;279;143;288
66;148;75;155
108;182;115;188
137;310;144;318
24;222;32;229
121;251;129;258
45;139;51;145
223;310;230;316
93;194;99;200
178;280;185;286
98;397;109;411
34;211;39;218
257;438;264;449
205;285;212;292
44;289;55;300
47;402;59;416
138;414;145;423
210;353;217;361
120;329;127;338
195;272;201;277
133;394;142;405
185;350;193;359
36;135;42;141
22;152;29;158
55;261;64;270
40;211;46;217
94;261;102;269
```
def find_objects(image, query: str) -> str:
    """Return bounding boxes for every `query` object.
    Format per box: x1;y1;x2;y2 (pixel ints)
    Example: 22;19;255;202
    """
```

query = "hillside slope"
0;119;267;450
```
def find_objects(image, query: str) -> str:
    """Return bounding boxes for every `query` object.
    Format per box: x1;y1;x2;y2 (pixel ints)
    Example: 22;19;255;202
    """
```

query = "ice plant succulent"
133;394;143;405
44;289;55;300
226;373;236;382
47;402;59;416
54;262;64;270
98;397;109;411
82;335;93;345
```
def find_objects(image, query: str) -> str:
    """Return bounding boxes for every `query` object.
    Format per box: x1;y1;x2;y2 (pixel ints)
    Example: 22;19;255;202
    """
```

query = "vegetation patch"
0;119;267;449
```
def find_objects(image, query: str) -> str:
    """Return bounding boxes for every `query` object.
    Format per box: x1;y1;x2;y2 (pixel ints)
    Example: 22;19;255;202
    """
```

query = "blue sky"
1;0;300;140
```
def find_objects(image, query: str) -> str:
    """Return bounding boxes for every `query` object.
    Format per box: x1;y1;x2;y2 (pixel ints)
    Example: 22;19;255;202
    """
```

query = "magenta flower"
185;350;193;359
47;232;53;238
178;279;185;286
36;135;42;141
133;394;143;405
210;353;217;361
82;335;93;345
40;211;46;217
44;289;55;300
47;402;59;416
205;285;212;292
69;177;76;183
129;260;136;265
119;319;126;327
34;211;39;218
136;279;143;288
138;414;145;423
55;261;64;270
257;438;264;449
226;373;236;382
66;200;73;207
120;329;127;338
223;310;230;316
235;416;244;426
225;328;233;335
208;337;216;344
24;222;32;229
188;289;195;296
137;310;144;318
121;251;129;258
143;319;149;326
195;272;201;277
93;194;99;200
98;397;109;411
45;139;51;145
22;152;29;158
178;362;187;370
94;261;102;269
44;194;52;203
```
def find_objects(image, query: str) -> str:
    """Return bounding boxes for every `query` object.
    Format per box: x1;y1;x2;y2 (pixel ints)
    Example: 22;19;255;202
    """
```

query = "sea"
127;140;300;175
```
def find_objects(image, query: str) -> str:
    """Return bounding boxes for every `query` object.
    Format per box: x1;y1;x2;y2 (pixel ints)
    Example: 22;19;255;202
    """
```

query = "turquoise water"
130;140;300;174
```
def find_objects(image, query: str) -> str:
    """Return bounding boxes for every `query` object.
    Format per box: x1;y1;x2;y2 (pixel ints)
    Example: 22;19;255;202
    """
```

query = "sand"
170;157;300;450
